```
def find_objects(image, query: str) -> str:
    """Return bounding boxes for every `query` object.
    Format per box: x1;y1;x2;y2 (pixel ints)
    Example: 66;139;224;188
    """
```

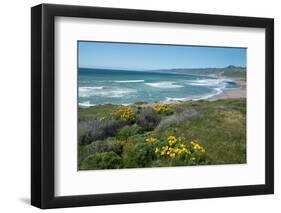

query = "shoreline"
208;77;246;101
79;77;246;108
154;77;246;105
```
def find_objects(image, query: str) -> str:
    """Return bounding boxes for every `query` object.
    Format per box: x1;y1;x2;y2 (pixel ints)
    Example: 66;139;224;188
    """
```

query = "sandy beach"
209;78;246;100
139;79;246;107
159;77;246;106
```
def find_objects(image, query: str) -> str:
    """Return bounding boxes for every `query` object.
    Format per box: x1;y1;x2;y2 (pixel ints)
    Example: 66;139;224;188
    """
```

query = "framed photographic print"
31;3;274;209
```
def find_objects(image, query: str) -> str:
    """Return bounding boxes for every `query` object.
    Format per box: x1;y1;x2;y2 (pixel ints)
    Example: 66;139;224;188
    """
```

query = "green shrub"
123;143;156;168
94;139;113;153
79;143;96;164
80;151;122;170
127;134;146;144
112;140;126;155
78;139;114;165
116;124;142;140
135;107;160;131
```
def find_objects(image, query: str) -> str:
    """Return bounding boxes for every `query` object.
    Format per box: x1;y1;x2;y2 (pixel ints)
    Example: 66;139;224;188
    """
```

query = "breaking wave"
79;86;136;98
145;81;184;89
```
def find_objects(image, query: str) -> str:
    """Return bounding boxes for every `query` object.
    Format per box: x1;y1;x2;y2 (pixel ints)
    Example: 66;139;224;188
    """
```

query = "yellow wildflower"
154;104;174;114
155;147;160;154
162;146;169;151
194;143;200;150
146;137;157;144
180;144;186;148
167;136;177;146
190;156;196;161
112;107;135;121
190;141;196;146
170;153;176;159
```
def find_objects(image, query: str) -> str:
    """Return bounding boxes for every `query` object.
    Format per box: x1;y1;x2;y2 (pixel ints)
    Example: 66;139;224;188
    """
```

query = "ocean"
78;68;239;107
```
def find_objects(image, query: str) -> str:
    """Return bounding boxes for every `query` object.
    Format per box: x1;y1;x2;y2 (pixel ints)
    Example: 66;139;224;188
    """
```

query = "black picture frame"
31;3;274;209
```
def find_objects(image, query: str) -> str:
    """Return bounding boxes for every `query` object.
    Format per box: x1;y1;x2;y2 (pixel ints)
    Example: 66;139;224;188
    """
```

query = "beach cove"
78;68;243;107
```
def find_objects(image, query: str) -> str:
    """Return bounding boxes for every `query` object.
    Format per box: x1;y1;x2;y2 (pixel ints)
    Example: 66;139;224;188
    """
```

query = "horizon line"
79;65;247;71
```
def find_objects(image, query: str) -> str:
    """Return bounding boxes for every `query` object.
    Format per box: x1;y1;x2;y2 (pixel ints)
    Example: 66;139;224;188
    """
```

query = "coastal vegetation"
78;98;246;170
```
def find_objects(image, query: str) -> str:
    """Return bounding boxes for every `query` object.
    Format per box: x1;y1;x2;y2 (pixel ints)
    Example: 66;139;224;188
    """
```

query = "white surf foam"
186;78;238;89
114;80;145;83
145;81;184;89
192;88;223;100
165;87;224;102
79;86;103;90
78;101;95;107
164;97;190;102
79;86;136;98
186;79;226;87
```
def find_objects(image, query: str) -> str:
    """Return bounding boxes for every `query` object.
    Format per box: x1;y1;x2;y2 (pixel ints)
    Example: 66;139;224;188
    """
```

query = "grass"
78;98;246;170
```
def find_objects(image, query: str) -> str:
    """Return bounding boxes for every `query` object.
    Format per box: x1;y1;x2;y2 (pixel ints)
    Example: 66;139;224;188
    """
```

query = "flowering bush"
111;107;135;122
167;136;177;146
190;141;205;154
154;104;174;115
150;135;206;163
146;137;157;144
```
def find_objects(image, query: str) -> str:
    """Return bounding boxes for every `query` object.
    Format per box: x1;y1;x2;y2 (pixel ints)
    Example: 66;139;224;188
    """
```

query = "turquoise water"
78;68;238;106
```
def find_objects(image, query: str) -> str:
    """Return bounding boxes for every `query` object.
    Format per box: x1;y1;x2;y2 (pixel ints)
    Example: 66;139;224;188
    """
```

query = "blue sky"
78;41;246;70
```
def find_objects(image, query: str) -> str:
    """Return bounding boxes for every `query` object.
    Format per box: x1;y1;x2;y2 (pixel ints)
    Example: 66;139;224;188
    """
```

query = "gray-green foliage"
78;139;113;165
80;151;122;170
156;109;200;131
135;107;160;131
79;119;127;144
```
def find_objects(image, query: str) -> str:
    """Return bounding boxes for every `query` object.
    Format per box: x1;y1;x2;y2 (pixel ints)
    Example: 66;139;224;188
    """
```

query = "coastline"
79;77;246;108
160;77;246;105
209;77;246;101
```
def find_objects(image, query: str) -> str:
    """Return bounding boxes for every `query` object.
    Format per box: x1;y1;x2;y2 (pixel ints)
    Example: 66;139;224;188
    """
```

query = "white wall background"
0;0;279;212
